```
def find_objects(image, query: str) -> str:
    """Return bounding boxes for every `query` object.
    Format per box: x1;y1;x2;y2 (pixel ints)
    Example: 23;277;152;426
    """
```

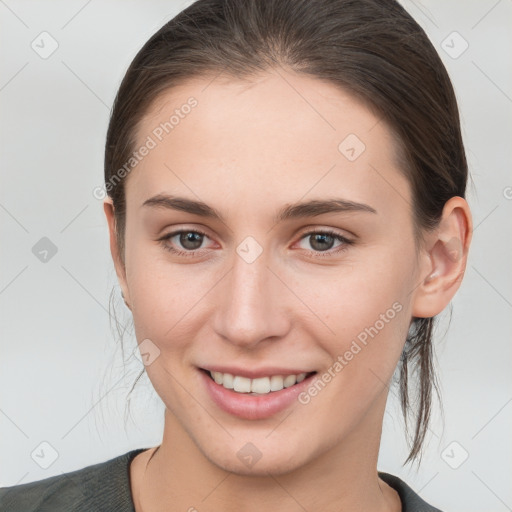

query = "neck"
136;397;399;512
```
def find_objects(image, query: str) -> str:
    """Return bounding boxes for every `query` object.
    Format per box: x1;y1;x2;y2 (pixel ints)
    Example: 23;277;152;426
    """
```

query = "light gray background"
1;1;511;510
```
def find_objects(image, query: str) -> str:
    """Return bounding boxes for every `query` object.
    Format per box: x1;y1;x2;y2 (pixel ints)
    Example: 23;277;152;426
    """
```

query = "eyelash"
158;228;354;259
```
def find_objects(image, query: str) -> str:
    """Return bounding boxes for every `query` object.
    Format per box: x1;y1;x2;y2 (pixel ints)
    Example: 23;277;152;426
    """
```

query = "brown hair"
105;0;467;465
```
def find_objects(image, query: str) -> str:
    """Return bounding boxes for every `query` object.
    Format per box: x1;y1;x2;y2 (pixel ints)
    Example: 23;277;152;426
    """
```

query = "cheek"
293;270;410;431
125;243;177;336
125;243;221;352
289;247;414;378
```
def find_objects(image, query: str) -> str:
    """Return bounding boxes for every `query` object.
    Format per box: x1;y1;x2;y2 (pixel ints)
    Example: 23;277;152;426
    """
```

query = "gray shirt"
0;448;443;511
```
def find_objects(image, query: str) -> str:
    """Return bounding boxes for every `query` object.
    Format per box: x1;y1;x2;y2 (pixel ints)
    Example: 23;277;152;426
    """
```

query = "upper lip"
200;365;315;379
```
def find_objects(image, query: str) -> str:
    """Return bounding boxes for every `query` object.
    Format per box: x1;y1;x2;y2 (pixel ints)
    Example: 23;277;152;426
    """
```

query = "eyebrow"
142;194;377;224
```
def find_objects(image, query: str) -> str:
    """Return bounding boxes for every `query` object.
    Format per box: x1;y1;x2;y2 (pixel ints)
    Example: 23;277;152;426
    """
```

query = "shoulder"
379;471;444;512
0;448;148;512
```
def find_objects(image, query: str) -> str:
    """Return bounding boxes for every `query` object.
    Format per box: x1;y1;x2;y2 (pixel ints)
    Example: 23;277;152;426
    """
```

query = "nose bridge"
213;240;288;347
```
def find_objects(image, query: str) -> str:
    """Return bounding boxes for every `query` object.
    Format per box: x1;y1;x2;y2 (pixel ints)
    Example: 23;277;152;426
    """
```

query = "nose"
212;246;291;349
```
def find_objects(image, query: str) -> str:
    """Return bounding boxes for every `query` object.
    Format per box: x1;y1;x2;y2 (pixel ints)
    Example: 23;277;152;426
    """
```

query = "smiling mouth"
200;368;317;395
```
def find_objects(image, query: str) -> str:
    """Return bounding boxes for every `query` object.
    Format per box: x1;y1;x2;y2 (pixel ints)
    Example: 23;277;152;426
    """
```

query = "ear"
411;196;473;318
103;197;131;309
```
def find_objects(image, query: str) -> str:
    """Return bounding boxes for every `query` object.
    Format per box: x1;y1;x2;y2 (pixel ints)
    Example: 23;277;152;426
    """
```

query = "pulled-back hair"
105;0;467;465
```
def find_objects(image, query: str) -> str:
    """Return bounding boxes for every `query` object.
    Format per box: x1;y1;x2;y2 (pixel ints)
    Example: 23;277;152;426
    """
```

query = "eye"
296;229;354;257
158;228;354;259
158;229;212;256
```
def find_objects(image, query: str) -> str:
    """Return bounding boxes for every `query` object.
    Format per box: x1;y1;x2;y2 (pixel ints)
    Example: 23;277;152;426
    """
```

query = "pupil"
311;233;333;251
181;232;203;250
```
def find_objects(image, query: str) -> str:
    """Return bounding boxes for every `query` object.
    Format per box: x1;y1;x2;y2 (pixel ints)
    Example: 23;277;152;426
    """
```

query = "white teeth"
209;371;310;394
233;376;252;393
269;375;284;391
222;373;234;389
283;375;297;388
251;377;271;394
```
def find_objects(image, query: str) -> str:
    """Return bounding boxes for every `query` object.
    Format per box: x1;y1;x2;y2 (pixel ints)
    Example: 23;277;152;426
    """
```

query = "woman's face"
110;69;431;474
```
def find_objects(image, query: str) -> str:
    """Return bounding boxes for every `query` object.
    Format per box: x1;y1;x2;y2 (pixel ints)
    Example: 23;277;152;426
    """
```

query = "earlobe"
103;198;131;309
411;196;472;319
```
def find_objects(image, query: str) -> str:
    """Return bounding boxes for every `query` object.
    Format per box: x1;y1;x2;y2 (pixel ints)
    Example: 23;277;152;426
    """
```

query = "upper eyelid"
161;222;353;236
299;228;352;239
161;226;351;239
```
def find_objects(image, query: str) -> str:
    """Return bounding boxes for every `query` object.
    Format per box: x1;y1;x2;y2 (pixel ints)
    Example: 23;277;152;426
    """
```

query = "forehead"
127;70;411;218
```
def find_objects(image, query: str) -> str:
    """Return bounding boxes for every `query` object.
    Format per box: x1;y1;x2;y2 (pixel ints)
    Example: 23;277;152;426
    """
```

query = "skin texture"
104;68;472;512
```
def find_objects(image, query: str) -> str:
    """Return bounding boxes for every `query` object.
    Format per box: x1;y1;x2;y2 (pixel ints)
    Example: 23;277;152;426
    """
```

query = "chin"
213;452;306;477
197;435;314;477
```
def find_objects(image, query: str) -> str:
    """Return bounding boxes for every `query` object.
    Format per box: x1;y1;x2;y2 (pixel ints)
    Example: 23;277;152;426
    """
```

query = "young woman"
0;0;472;510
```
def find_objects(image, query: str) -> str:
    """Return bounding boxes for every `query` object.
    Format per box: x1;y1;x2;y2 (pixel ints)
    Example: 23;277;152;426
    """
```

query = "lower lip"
199;369;316;420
